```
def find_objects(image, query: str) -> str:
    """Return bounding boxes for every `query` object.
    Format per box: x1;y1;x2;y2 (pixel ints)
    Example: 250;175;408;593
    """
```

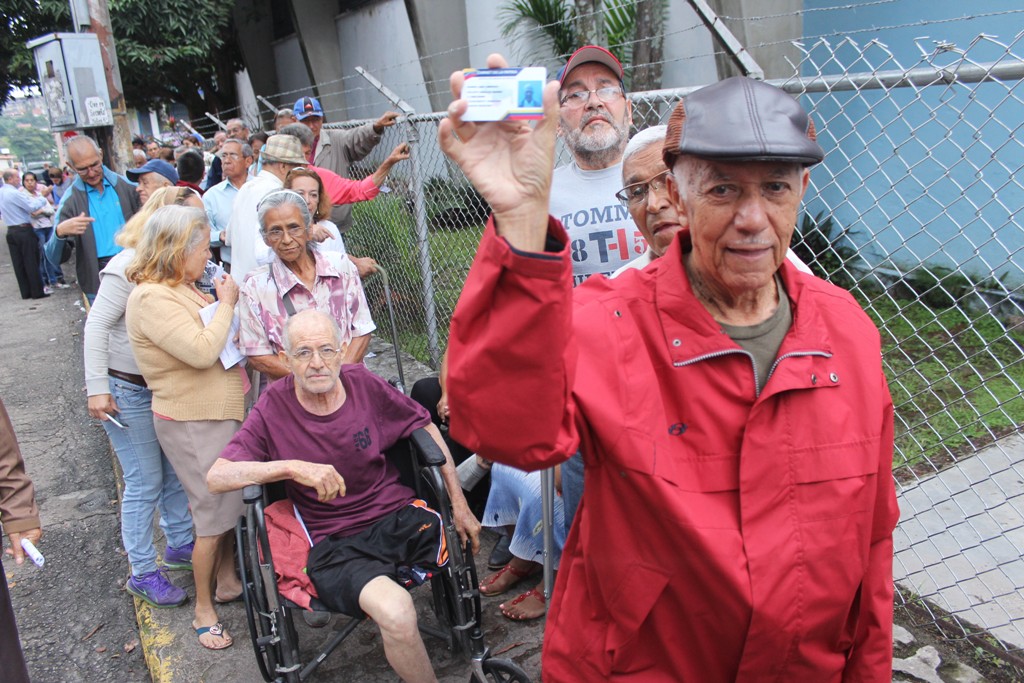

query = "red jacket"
449;218;899;682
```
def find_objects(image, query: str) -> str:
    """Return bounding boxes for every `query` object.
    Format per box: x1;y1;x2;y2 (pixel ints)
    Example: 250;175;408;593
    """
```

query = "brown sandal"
479;563;536;597
500;587;547;621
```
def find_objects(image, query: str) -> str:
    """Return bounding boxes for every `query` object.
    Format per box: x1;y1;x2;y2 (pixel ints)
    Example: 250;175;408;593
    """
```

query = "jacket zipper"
674;349;833;398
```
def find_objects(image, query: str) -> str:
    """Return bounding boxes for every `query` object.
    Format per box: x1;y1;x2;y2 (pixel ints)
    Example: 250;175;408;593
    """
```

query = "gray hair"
277;123;314;148
2;168;17;182
622;125;668;170
257;189;312;233
282;309;343;354
65;135;102;158
223;138;253;158
276;108;297;121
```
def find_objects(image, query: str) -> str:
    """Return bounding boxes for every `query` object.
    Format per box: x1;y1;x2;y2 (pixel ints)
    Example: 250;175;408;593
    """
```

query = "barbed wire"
250;5;1024;124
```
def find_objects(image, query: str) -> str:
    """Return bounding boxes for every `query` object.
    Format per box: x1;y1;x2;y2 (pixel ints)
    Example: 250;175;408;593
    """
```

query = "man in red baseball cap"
549;46;638;277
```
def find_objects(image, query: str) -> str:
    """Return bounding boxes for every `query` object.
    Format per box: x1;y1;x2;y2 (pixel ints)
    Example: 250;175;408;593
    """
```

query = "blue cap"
294;96;324;121
126;159;179;184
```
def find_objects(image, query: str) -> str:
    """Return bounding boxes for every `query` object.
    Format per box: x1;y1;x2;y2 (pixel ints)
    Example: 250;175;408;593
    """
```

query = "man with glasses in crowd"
208;308;479;683
204;137;254;270
552;46;639;285
46;136;140;302
206;118;251;190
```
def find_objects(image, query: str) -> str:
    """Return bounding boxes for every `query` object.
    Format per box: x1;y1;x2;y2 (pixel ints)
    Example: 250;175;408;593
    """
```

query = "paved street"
1;228;149;681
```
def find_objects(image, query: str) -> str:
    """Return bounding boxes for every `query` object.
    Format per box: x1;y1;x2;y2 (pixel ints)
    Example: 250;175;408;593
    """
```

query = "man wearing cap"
294;96;401;230
613;125;812;278
127;159;178;204
225;134;306;282
47;136;141;301
551;46;640;285
440;56;898;681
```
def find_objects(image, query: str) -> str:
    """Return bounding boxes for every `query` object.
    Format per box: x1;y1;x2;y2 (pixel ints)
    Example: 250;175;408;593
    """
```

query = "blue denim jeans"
102;377;194;575
561;451;584;537
33;227;62;285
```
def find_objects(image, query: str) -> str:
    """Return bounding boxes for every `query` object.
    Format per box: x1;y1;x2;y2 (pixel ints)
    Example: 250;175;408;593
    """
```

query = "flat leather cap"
663;77;824;168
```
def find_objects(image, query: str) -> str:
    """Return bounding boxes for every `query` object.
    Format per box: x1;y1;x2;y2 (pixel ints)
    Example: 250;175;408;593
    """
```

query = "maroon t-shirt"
221;365;431;543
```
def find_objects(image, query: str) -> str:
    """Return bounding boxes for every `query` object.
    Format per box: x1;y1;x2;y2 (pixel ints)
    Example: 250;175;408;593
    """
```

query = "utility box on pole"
26;33;113;132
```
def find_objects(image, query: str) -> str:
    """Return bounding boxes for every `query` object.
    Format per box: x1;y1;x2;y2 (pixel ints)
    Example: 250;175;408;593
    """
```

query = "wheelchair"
235;427;533;682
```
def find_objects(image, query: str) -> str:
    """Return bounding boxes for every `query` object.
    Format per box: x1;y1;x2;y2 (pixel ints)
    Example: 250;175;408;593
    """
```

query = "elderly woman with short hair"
237;189;375;381
84;187;202;611
124;205;243;651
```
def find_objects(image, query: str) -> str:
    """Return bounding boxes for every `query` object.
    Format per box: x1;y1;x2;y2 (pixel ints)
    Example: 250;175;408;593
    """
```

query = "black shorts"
307;501;448;616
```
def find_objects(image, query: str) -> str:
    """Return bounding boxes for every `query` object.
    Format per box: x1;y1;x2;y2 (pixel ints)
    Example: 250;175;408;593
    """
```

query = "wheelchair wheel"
475;657;532;682
432;536;481;656
238;515;286;682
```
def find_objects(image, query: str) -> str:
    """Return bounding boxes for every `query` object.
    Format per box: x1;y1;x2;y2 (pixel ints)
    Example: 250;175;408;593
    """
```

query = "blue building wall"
801;1;1024;286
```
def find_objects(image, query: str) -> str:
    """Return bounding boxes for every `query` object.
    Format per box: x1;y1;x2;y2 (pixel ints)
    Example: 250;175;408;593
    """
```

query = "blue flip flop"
194;622;233;650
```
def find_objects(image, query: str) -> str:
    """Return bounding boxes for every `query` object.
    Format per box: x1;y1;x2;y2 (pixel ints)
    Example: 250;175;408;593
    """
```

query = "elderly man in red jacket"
439;54;899;683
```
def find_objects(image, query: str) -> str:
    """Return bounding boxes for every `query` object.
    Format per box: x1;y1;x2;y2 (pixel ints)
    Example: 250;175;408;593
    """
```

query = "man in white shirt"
224;135;305;282
203;138;253;270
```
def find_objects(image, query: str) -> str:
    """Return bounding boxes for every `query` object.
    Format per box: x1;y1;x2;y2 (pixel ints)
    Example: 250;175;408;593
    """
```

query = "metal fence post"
355;67;441;369
405;119;441;368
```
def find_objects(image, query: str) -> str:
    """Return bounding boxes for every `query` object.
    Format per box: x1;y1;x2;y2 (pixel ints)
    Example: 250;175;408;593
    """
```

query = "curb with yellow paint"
105;431;185;682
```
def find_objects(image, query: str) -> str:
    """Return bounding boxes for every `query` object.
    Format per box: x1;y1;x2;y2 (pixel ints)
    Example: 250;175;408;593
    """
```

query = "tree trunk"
574;0;605;48
631;0;664;92
630;0;665;128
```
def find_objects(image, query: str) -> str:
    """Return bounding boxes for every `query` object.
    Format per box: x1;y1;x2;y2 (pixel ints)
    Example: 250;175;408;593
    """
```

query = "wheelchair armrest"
410;428;447;468
243;484;264;503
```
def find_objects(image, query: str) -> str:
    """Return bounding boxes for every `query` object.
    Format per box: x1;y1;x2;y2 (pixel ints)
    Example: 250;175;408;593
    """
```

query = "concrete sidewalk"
895;435;1024;650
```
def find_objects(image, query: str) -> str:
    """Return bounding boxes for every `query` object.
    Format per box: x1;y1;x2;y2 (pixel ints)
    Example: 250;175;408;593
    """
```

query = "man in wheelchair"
208;309;481;683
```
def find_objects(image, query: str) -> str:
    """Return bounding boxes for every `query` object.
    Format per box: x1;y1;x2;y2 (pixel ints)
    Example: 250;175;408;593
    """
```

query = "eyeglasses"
290;346;340;363
49;174;62;180
559;86;624;109
74;160;102;176
220;152;244;160
262;225;306;242
615;170;672;207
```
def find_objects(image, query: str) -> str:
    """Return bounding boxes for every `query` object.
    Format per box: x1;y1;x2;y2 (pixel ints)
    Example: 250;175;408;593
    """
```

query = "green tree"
109;0;243;117
0;113;58;163
498;0;666;92
0;0;243;119
0;0;70;105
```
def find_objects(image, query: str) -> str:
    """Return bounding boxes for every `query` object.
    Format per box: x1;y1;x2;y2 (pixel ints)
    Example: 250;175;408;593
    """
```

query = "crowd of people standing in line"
2;41;898;683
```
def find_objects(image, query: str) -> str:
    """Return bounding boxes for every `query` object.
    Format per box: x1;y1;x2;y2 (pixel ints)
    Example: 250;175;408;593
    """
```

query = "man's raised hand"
438;53;561;253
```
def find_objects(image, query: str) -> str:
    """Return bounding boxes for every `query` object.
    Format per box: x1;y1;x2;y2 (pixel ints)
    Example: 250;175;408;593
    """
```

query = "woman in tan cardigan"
125;205;243;650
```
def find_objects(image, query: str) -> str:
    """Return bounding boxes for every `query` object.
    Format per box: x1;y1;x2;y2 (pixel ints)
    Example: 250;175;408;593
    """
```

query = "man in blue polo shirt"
46;136;140;302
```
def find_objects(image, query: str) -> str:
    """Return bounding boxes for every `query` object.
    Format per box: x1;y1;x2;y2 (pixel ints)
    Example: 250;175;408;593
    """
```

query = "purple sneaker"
126;569;187;608
164;541;194;571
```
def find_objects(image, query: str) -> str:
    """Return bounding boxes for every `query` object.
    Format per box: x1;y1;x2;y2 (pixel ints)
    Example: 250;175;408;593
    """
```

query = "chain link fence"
269;31;1024;661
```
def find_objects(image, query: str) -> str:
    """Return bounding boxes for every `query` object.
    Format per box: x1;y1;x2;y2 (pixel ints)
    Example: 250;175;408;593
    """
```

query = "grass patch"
352;199;1024;469
857;291;1024;468
348;196;483;367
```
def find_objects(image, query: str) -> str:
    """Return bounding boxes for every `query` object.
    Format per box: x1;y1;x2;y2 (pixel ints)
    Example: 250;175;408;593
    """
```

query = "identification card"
461;67;546;121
